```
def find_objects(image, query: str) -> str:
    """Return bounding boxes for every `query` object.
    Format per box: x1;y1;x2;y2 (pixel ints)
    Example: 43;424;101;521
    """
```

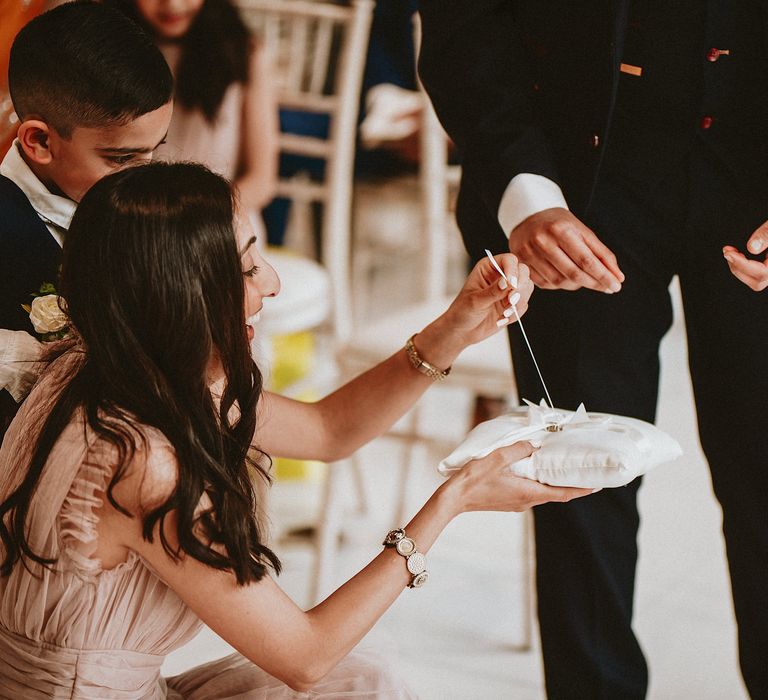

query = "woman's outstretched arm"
114;440;590;692
255;254;532;462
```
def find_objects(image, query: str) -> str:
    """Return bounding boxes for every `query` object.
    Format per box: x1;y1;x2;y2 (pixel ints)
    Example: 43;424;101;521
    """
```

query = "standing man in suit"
419;2;768;698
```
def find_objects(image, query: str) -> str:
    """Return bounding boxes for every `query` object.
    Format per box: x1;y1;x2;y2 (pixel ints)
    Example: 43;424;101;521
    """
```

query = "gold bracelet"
405;334;451;381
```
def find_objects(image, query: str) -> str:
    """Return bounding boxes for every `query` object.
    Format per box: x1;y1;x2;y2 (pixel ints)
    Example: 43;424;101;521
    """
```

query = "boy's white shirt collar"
0;140;75;247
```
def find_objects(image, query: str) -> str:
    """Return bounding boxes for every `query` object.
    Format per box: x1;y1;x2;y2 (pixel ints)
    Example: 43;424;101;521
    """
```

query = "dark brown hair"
9;1;173;137
0;162;279;584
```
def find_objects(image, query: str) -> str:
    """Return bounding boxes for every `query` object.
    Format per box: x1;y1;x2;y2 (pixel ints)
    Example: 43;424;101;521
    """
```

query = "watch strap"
383;528;428;588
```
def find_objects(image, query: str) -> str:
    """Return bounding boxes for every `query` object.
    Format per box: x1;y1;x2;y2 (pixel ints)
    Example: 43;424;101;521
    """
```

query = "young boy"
0;1;174;430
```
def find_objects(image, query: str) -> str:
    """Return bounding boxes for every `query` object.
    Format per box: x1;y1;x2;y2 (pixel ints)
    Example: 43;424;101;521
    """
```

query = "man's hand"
723;221;768;292
508;207;624;293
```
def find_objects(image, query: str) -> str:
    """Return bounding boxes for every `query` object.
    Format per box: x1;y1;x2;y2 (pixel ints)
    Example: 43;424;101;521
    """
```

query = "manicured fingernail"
508;275;518;288
496;317;511;327
498;278;508;290
610;281;621;293
508;290;520;304
503;306;515;318
750;238;763;253
591;488;603;493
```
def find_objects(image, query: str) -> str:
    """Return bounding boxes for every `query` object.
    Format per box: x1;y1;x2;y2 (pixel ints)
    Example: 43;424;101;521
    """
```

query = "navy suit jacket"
0;174;62;334
418;0;768;258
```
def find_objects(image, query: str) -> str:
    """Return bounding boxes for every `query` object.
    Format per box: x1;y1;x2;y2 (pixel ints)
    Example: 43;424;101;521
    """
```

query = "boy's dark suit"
0;174;61;334
420;1;768;697
0;173;61;434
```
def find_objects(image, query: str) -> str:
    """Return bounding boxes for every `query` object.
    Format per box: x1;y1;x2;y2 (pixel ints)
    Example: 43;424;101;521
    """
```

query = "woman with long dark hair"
0;162;590;697
106;0;278;216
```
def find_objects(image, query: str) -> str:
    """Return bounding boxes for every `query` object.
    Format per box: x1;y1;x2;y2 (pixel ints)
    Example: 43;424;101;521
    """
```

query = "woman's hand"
440;442;593;514
413;253;534;369
443;253;534;345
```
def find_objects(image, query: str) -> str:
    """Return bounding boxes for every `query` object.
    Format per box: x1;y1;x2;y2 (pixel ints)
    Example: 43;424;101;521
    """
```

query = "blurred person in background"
107;0;279;232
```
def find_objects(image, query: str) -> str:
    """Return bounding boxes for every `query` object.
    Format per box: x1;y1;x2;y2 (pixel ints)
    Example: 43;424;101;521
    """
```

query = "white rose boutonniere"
29;294;68;334
22;282;70;342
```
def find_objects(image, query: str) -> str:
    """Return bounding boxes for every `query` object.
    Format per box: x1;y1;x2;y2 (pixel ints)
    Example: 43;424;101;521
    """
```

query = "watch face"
406;551;426;575
410;571;429;588
395;537;416;556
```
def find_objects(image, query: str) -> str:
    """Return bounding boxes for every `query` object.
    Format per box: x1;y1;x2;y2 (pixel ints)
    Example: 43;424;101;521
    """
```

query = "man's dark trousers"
420;0;768;694
493;145;768;698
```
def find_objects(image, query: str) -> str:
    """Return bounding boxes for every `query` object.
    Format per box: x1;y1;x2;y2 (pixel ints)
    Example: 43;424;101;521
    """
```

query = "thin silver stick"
484;249;555;410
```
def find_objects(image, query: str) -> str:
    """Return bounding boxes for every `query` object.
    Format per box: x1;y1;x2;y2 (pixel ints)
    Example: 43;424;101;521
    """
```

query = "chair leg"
393;406;420;526
351;246;372;325
349;456;368;516
309;459;345;605
512;510;534;652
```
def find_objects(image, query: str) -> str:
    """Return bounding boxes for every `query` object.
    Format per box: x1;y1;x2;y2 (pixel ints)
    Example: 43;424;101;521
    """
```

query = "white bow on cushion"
439;400;682;489
524;399;605;430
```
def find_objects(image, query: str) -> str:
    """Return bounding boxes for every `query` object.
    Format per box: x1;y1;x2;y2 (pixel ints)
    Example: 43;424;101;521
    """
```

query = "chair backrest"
237;0;374;341
351;12;463;310
417;83;451;302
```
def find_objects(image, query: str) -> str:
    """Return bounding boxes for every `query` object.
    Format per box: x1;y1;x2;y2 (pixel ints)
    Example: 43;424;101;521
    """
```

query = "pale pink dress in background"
154;43;270;243
155;44;243;182
0;352;415;698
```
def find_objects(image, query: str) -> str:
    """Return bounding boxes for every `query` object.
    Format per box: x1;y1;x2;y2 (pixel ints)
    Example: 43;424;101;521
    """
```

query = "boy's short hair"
8;1;173;138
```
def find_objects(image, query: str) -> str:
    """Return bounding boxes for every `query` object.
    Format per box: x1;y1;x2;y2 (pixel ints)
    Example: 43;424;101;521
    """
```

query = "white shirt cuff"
497;173;569;237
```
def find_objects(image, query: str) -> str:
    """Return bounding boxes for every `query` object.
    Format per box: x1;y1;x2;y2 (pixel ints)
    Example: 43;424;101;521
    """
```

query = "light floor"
164;260;750;699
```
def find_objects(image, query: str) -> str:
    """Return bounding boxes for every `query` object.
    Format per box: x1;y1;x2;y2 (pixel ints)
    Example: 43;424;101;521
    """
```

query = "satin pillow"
439;401;683;488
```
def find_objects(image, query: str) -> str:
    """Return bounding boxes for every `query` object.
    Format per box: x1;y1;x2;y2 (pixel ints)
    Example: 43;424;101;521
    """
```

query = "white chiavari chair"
315;29;535;647
237;0;374;605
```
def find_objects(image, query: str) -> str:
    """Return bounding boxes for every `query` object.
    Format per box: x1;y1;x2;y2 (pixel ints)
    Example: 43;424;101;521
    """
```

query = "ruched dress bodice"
0;353;202;698
0;352;414;699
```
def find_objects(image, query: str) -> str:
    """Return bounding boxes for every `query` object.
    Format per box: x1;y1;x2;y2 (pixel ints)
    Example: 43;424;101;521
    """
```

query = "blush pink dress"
0;352;415;699
154;44;242;182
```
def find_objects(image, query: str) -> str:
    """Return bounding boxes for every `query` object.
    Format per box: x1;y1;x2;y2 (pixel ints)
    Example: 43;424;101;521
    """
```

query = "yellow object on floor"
274;455;326;481
269;330;325;481
269;331;315;392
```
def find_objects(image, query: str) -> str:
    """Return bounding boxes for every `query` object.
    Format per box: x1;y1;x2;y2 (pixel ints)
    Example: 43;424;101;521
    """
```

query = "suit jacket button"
700;115;714;130
590;133;600;148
